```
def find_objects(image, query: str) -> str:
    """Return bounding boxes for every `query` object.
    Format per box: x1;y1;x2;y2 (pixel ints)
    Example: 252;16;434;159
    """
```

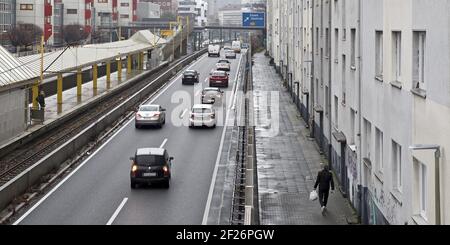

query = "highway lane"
15;50;244;225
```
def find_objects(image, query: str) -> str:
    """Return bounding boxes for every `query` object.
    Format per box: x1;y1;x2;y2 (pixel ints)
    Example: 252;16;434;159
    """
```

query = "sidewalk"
253;52;357;225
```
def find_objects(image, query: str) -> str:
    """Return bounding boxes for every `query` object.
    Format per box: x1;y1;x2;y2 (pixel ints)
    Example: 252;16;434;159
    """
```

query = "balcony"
85;10;92;19
44;4;52;17
44;23;52;41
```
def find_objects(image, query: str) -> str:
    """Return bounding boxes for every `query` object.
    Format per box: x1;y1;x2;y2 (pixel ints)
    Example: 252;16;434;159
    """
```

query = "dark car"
182;70;200;85
130;148;174;189
209;70;229;88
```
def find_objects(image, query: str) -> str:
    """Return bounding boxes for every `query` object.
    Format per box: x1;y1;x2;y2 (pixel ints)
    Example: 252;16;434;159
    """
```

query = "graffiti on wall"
346;147;358;180
371;181;401;225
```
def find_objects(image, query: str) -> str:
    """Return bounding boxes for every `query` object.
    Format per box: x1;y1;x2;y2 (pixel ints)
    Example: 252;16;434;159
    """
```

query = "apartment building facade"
266;0;450;225
177;0;207;27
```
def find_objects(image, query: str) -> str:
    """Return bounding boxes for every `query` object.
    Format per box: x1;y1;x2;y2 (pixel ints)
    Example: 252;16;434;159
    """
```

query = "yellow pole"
93;64;98;90
33;35;45;109
117;57;122;82
106;61;111;87
77;68;82;97
32;83;39;109
127;55;132;75
57;73;63;104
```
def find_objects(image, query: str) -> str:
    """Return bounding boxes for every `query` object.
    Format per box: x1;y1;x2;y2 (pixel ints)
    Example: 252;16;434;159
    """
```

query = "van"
232;41;241;53
208;44;221;57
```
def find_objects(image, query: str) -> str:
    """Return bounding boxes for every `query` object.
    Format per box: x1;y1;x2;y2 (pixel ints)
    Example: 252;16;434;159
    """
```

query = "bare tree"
63;24;89;45
8;23;43;51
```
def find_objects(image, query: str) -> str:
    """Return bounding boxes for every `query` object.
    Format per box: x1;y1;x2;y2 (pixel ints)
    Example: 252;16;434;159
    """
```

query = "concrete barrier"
0;49;207;211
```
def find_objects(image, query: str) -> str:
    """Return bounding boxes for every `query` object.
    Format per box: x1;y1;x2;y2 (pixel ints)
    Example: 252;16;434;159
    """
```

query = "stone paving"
253;52;358;225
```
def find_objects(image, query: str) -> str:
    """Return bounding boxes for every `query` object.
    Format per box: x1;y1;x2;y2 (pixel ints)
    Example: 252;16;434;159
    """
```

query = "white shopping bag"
309;190;318;201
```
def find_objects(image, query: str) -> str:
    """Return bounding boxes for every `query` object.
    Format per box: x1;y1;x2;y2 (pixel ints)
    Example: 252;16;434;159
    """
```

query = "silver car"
135;105;166;128
202;87;224;104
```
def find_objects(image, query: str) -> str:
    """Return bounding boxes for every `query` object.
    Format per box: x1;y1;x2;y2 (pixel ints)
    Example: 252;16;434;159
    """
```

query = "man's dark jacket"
314;170;335;191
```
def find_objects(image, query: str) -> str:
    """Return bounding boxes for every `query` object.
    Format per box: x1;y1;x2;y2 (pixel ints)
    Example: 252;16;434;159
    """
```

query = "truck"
208;44;221;57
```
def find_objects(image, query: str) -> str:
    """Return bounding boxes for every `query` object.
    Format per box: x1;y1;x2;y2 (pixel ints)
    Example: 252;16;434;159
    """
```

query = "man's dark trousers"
319;189;330;207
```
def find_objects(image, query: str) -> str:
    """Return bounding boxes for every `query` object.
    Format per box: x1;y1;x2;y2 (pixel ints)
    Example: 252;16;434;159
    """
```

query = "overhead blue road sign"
242;12;265;27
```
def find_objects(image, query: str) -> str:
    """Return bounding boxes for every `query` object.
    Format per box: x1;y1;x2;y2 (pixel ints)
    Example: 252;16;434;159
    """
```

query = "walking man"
314;164;335;215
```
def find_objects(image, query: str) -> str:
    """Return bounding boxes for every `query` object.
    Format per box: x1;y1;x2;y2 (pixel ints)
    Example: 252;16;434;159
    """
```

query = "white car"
135;105;166;128
232;40;241;53
225;50;237;59
189;104;217;128
208;44;221;57
216;60;231;71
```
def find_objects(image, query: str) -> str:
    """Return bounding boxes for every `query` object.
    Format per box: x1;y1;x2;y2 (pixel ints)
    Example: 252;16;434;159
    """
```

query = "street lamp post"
409;144;442;225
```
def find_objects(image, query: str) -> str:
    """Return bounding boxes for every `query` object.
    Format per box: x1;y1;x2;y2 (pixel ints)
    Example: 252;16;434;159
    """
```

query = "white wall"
0;89;27;146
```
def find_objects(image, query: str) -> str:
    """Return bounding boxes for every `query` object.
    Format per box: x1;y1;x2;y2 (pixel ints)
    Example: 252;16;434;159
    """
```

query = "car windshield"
136;155;165;166
140;106;159;112
193;108;212;114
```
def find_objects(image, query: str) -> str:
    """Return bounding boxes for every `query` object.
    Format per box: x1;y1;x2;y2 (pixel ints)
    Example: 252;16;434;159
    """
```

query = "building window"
120;3;129;7
98;0;108;3
325;86;329;117
414;159;428;220
316;27;319;55
392;140;402;192
334;28;338;62
120;14;129;18
375;31;383;79
392;31;402;82
20;4;33;10
350;109;356;145
375;127;384;174
363;119;372;161
325;28;330;57
334;96;339;129
350;28;356;68
413;31;426;90
67;9;77;14
342;54;346;104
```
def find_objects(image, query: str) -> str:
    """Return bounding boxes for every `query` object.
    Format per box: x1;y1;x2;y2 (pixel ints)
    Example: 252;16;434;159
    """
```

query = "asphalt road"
15;50;243;225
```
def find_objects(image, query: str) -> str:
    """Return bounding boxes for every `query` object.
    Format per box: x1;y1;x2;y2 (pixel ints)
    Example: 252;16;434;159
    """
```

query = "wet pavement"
253;52;357;225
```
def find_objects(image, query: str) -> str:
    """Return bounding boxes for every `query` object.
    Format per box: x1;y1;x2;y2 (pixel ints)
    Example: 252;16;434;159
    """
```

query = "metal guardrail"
230;47;258;225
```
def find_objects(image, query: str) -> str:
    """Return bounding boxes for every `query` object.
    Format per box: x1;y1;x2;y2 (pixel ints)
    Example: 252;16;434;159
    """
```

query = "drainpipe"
357;0;364;217
310;0;315;138
328;0;333;158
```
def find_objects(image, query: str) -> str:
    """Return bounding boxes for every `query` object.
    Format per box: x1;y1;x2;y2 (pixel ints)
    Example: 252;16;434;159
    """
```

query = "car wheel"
131;182;137;189
135;124;140;129
212;124;216;129
163;180;170;189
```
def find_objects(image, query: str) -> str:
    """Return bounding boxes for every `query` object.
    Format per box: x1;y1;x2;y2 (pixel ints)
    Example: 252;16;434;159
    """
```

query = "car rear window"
218;60;229;63
136;155;166;166
184;71;196;75
212;71;226;76
193;108;212;114
140;106;158;112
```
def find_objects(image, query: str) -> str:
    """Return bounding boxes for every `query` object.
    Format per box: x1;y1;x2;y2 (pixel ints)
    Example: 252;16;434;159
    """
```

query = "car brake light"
132;165;138;172
136;113;143;119
191;114;195;119
211;114;215;119
163;166;169;172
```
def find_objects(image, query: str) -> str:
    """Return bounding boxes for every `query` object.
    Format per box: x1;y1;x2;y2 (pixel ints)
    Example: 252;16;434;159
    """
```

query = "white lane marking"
180;108;188;119
195;90;202;97
204;77;208;83
13;54;208;225
160;138;168;149
202;51;245;225
106;198;128;225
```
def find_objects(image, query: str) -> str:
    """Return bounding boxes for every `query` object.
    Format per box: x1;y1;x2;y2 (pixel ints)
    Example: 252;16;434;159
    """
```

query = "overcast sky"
216;0;242;8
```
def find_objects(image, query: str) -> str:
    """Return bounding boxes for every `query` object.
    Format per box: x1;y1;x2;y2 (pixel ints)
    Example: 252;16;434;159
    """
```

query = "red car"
209;70;229;88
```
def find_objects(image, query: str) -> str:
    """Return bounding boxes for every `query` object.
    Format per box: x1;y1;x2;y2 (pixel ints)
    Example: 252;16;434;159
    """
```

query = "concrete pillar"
106;61;111;88
57;73;63;104
77;68;82;97
93;64;98;90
